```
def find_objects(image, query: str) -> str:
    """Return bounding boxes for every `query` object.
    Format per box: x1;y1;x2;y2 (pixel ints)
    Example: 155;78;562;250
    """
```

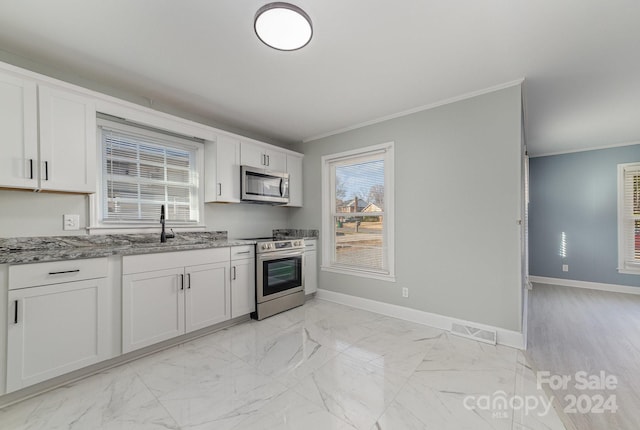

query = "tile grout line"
124;362;184;430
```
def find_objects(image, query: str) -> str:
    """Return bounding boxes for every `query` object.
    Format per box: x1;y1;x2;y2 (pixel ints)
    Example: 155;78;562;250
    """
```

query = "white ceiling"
0;0;639;155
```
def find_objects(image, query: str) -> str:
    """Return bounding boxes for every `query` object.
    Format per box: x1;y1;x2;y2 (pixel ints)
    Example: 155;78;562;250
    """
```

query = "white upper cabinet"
285;154;303;207
205;135;241;203
0;70;38;189
0;68;96;193
38;85;96;193
240;141;287;172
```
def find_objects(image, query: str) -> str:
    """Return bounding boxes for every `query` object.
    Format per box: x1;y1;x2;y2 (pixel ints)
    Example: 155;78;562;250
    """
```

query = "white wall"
0;189;290;239
289;85;524;331
204;203;290;239
0;190;89;237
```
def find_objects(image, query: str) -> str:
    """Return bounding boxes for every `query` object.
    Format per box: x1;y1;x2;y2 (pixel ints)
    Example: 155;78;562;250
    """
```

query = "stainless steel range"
251;238;305;320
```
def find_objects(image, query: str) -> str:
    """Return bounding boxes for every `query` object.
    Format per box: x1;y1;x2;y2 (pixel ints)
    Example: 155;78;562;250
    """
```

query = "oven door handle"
258;250;303;260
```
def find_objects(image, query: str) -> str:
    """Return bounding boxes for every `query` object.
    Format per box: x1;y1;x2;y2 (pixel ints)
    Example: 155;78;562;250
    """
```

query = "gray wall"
289;85;524;331
529;144;640;287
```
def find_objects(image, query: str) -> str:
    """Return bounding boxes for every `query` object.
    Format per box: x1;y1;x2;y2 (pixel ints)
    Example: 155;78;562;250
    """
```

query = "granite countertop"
0;232;256;265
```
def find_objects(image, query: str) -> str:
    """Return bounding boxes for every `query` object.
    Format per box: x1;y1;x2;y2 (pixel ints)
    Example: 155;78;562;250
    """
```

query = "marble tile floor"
0;298;565;430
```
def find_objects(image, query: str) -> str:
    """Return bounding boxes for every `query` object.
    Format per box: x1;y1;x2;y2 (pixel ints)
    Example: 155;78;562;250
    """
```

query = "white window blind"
621;164;640;268
101;126;199;224
332;154;386;270
322;143;395;281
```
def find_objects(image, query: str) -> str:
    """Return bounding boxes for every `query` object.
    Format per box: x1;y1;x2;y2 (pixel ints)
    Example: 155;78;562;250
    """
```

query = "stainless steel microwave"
241;165;289;204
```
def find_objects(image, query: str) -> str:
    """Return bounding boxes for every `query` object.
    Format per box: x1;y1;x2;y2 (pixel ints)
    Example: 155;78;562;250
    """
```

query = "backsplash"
272;229;319;239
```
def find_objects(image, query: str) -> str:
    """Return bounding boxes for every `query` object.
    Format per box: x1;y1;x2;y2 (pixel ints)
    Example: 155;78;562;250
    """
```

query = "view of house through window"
334;159;385;269
323;143;395;280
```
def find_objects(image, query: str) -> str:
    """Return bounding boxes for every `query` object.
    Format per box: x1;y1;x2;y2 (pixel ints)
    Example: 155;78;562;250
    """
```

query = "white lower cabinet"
122;267;185;353
304;240;318;295
6;259;109;392
122;249;231;353
185;261;231;331
231;246;256;318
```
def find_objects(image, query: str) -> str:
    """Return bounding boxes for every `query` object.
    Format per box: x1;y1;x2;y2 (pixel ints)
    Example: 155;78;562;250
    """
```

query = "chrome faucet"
160;205;175;243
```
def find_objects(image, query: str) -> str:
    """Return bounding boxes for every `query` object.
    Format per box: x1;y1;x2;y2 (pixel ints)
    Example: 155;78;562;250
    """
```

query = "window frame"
321;142;395;282
617;162;640;274
88;117;205;234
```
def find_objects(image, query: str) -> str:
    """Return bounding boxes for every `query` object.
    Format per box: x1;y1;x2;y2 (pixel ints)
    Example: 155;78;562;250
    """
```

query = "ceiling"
0;0;638;156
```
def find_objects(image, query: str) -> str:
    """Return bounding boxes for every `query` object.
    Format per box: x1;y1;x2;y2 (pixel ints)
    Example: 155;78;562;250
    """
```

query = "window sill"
88;225;206;235
618;267;640;275
321;265;396;282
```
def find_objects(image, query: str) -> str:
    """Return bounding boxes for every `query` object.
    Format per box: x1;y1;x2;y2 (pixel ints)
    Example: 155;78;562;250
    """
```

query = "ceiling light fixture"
254;2;313;51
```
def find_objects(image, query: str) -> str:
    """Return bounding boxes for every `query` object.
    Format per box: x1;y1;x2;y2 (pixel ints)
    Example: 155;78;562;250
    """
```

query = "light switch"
63;214;80;231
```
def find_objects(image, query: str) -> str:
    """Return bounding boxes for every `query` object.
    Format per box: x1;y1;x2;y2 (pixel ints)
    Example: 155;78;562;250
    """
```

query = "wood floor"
526;283;640;430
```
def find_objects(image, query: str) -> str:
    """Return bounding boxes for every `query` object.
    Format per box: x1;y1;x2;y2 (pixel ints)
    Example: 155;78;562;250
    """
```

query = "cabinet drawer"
231;245;255;260
304;239;317;251
123;247;230;274
9;257;108;290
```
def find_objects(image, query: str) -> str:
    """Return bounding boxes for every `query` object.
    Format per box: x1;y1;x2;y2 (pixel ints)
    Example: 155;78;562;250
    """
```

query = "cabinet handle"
266;155;270;166
236;251;251;255
13;300;18;324
187;273;191;289
232;266;237;280
29;159;34;180
261;154;265;166
44;161;49;181
217;183;222;196
180;274;184;290
48;269;80;275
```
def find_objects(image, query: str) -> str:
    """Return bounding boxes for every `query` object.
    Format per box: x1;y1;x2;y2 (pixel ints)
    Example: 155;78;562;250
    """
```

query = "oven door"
257;251;304;303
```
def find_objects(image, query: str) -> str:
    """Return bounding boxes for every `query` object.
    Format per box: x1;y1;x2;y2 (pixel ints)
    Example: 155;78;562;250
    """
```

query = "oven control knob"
295;241;301;246
262;244;268;250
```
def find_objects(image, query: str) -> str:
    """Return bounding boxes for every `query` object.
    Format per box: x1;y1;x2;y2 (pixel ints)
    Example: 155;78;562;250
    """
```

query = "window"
618;162;640;274
91;118;203;230
321;142;395;281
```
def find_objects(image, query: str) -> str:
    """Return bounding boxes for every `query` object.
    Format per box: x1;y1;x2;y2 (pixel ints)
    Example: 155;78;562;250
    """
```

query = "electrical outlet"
562;264;569;272
402;287;409;298
63;214;80;231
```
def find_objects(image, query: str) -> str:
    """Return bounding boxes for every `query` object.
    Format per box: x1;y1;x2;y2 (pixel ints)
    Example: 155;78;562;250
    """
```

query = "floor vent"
451;322;497;345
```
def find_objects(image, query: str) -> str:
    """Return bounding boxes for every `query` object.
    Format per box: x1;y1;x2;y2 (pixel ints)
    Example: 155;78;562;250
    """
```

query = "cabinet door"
0;71;38;189
38;85;97;193
240;141;265;168
6;278;108;392
209;135;241;202
265;149;287;172
285;154;303;207
185;261;230;332
122;267;185;353
304;250;318;295
231;258;255;318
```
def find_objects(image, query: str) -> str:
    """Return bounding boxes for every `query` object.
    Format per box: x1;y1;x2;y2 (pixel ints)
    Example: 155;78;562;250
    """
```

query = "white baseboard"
315;289;525;350
530;276;640;296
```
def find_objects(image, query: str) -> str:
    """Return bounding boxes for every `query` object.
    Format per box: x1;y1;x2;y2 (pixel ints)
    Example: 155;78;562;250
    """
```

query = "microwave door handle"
279;178;283;197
